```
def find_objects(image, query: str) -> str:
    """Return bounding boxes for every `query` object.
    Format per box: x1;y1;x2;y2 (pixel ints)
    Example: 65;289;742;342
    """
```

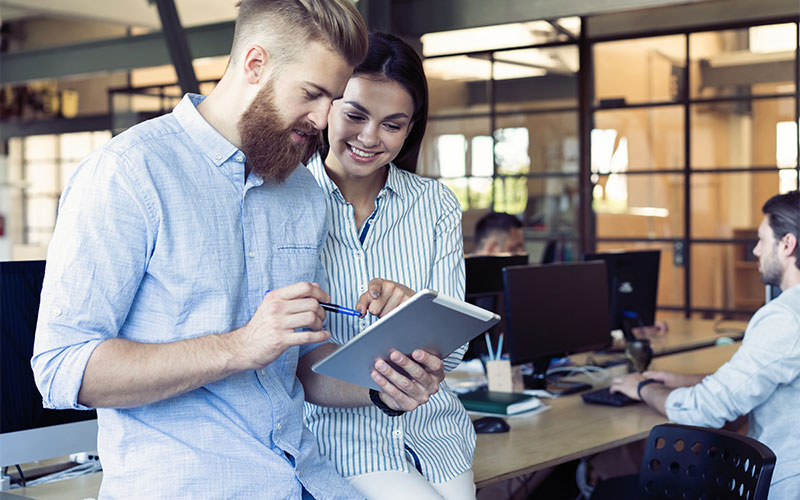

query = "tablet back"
311;289;500;390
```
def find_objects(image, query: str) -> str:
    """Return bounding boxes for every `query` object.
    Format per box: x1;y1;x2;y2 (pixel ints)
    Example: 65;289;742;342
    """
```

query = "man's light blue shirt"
31;94;359;499
666;284;800;498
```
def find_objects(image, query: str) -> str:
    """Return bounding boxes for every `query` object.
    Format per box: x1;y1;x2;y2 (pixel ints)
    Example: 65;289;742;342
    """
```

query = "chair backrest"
638;423;776;500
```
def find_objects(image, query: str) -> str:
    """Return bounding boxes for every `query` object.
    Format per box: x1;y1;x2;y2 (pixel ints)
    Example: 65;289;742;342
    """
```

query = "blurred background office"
0;0;797;325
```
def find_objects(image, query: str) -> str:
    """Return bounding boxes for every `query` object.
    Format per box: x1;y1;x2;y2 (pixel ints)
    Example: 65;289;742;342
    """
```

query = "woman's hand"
372;349;445;412
356;278;414;318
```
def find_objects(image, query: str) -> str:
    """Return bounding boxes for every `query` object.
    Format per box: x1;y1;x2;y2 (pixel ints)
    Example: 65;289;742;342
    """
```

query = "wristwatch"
637;378;663;400
369;389;405;417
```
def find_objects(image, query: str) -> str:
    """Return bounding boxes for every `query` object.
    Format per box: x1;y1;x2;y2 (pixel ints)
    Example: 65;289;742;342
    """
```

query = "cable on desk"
547;365;609;382
2;466;27;488
21;461;102;488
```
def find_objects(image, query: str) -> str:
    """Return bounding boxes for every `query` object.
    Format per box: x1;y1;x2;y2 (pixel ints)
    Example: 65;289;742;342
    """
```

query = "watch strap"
637;378;663;400
369;389;405;417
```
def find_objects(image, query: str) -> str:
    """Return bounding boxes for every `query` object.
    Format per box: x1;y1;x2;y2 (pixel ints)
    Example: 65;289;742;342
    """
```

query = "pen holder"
486;359;524;393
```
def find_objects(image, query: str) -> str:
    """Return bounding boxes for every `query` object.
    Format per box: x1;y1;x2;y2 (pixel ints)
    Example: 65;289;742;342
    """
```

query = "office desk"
4;472;101;500
636;317;745;356
7;319;746;497
472;343;740;488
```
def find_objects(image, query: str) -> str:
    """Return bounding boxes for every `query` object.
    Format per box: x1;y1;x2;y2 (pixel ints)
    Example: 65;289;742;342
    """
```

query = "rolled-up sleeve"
32;149;153;409
430;185;467;373
665;305;800;427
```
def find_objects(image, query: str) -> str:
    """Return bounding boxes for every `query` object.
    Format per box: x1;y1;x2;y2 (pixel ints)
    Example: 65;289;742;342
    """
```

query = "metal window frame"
427;16;799;318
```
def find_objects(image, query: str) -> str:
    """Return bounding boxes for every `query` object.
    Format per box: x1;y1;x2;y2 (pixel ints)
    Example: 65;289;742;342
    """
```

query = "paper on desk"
522;389;556;399
467;403;551;419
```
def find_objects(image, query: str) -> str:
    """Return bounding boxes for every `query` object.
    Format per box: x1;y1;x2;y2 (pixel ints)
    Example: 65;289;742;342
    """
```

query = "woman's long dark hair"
317;32;428;173
350;32;428;173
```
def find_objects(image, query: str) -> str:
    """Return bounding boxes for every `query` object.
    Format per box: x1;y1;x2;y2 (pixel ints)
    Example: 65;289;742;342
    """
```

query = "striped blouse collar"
306;153;407;201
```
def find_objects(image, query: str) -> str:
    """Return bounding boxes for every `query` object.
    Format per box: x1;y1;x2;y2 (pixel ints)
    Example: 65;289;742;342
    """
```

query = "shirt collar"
306;153;407;200
173;93;240;168
383;162;407;200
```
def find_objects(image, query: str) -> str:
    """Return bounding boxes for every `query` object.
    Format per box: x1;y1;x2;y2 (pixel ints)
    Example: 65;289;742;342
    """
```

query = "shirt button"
393;429;403;438
53;307;62;316
260;369;265;376
235;156;243;162
276;422;282;431
359;284;367;293
249;251;256;258
215;153;222;160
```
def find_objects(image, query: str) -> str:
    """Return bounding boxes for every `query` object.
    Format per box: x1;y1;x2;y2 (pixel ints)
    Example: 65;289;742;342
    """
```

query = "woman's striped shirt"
303;154;476;483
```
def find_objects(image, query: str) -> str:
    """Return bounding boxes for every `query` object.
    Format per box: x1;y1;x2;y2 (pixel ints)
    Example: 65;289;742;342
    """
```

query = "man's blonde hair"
230;0;368;69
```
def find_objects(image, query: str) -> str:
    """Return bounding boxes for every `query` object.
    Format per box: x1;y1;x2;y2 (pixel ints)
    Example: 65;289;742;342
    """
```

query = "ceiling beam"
586;0;800;39
0;21;233;85
390;0;715;36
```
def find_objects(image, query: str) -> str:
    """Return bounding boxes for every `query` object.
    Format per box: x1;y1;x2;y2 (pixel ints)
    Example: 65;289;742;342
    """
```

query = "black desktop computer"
583;250;660;340
502;261;611;392
1;260;98;470
463;254;528;361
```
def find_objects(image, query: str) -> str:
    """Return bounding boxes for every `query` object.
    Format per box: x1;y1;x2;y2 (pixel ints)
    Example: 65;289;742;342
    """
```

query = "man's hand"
642;370;705;388
609;372;647;400
234;282;330;370
371;349;445;412
632;319;669;338
356;278;414;318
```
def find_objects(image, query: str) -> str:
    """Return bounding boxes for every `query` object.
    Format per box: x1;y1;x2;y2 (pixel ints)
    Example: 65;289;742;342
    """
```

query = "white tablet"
311;289;500;391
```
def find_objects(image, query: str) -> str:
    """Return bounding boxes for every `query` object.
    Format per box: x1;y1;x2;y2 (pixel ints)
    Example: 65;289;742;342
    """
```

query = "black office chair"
590;423;776;500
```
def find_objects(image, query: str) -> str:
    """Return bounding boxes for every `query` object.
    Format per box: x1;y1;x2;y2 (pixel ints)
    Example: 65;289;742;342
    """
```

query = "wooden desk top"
472;343;740;488
639;317;746;355
4;472;101;500
7;319;746;496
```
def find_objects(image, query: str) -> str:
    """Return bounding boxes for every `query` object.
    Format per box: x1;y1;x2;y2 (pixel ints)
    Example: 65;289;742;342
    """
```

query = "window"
421;20;581;256
5;131;111;254
592;22;799;317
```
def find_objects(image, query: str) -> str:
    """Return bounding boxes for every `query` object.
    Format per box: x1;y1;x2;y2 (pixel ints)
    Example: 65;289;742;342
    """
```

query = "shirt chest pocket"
270;244;320;289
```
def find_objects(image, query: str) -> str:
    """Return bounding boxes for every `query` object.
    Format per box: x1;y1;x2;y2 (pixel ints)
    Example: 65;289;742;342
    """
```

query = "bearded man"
32;2;445;498
611;190;800;499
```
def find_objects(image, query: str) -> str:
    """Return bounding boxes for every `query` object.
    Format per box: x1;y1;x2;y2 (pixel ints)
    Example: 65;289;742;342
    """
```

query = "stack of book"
458;389;543;416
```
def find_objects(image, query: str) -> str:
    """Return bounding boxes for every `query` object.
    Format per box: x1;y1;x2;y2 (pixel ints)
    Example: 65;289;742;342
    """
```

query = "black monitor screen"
502;261;611;365
583;250;660;333
0;260;96;435
463;254;528;361
465;255;529;297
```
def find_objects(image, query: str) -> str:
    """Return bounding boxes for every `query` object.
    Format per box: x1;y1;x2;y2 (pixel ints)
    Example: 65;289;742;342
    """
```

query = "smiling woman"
299;32;477;500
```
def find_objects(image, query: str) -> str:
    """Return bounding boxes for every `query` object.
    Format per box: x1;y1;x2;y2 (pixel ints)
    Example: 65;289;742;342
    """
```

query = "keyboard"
581;387;637;407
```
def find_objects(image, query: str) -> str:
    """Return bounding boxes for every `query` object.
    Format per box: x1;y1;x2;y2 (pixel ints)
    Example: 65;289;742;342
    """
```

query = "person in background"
297;32;476;500
472;211;525;255
31;2;439;498
611;190;800;499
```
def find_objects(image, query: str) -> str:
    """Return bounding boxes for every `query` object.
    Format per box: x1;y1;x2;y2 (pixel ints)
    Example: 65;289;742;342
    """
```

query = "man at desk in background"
31;2;444;498
472;212;526;255
611;190;800;498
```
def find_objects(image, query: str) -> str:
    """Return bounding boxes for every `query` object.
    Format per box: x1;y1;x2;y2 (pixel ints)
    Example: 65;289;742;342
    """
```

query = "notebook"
458;389;542;415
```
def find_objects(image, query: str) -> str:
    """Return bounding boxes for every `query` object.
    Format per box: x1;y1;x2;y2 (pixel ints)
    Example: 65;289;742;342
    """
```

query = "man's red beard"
237;82;321;183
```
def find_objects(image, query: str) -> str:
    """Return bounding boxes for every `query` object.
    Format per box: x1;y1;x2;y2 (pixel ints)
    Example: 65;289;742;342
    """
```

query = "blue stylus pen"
264;290;362;317
320;303;362;317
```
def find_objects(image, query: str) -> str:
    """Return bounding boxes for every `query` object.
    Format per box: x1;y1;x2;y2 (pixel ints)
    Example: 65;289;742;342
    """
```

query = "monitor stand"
523;357;591;396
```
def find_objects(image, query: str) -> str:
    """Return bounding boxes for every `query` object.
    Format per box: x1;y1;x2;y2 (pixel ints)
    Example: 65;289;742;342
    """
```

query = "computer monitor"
465;254;529;297
502;261;611;388
463;254;528;361
0;260;98;468
583;250;660;340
